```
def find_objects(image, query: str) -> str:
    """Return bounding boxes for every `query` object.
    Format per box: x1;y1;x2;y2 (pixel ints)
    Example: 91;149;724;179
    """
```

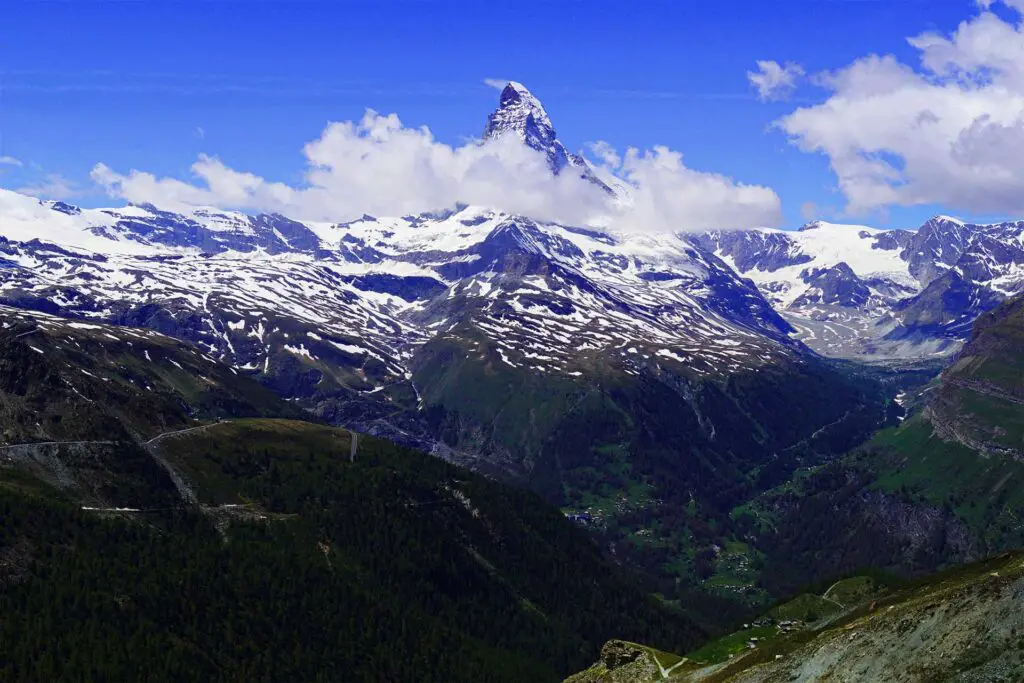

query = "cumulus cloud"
90;108;781;232
0;156;22;167
977;0;1024;13
777;0;1024;216
587;141;622;168
747;60;804;101
596;146;782;232
92;155;296;214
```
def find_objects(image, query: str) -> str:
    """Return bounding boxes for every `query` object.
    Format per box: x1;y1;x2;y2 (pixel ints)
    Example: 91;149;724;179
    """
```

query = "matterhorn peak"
483;81;559;154
492;81;554;132
482;81;614;195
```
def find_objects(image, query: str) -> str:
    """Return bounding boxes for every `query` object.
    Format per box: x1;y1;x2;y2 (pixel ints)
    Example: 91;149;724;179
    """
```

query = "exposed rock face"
792;262;871;308
755;474;976;598
720;555;1024;683
602;640;647;669
926;293;1024;457
901;216;974;286
887;269;1005;341
564;640;667;683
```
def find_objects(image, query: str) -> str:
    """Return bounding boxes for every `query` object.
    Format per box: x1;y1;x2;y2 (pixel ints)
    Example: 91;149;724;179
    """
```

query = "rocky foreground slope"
567;551;1024;683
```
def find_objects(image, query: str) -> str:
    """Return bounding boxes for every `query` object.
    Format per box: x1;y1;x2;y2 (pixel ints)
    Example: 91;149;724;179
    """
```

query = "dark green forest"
0;420;702;683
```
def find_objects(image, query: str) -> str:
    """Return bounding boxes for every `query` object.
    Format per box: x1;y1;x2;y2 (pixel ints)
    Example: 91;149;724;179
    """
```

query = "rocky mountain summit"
483;81;613;193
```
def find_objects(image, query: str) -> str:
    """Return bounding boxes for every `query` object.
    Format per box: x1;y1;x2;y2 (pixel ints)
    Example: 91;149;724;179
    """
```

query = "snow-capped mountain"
0;78;808;404
483;81;613;194
696;216;1024;358
17;187;912;531
0;80;955;490
0;179;844;480
0;187;799;380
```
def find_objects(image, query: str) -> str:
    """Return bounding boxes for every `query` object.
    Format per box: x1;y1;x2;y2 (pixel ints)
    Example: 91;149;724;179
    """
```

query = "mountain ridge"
696;214;1024;359
0;187;899;612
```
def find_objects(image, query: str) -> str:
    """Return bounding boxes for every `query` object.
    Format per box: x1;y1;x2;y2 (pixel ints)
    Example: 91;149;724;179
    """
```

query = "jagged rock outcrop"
564;640;676;683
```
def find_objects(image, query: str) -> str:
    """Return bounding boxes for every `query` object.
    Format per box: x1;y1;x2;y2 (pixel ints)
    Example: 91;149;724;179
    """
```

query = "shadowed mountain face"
0;305;303;445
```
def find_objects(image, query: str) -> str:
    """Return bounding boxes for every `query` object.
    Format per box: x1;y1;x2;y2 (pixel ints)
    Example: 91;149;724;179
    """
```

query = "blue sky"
1;0;1018;230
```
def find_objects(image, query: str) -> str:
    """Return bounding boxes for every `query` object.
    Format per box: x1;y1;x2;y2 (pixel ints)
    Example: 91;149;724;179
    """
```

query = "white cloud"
90;109;781;232
483;78;510;91
91;155;296;213
17;173;81;200
587;141;621;168
0;156;22;167
747;60;804;101
195;127;205;139
777;0;1024;216
977;0;1024;12
597;146;782;232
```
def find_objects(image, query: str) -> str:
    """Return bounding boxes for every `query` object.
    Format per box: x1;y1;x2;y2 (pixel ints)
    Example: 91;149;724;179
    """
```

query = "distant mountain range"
0;187;810;451
697;215;1024;358
3;85;1021;383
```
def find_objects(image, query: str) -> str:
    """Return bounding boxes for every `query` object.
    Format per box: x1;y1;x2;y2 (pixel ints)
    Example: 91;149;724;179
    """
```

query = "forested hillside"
0;419;703;682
